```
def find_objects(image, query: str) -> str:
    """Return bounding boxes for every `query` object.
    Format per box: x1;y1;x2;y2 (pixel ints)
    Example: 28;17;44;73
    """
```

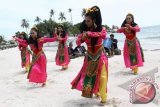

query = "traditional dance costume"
16;38;30;72
54;33;70;69
71;27;108;103
117;26;144;74
16;37;57;83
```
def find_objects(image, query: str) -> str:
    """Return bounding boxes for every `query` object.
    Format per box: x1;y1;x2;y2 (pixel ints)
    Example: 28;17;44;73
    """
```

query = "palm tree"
68;8;73;24
21;19;29;33
58;12;66;22
81;8;86;18
50;9;55;20
34;16;41;23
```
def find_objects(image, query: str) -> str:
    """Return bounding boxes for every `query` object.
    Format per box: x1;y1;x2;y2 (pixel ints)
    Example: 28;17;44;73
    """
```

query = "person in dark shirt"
110;34;121;55
68;42;75;58
110;34;118;49
74;45;86;56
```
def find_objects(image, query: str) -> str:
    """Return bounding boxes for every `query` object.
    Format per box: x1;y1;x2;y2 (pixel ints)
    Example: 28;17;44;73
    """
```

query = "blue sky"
0;0;160;39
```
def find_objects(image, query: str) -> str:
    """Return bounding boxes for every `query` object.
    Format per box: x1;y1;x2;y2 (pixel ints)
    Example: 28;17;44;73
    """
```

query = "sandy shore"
0;45;160;107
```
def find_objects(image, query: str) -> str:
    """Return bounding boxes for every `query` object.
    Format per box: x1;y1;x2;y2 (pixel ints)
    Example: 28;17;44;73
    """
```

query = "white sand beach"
0;44;160;107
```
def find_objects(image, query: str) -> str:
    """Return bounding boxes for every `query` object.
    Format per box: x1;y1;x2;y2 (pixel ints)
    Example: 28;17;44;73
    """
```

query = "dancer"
116;13;144;75
54;24;70;70
15;32;30;73
71;6;108;105
14;26;57;86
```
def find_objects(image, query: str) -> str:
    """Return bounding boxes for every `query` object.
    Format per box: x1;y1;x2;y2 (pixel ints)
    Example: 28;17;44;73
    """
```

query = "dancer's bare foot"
99;101;106;106
25;70;28;73
61;66;68;70
42;83;46;87
95;94;101;100
61;67;65;71
64;66;68;70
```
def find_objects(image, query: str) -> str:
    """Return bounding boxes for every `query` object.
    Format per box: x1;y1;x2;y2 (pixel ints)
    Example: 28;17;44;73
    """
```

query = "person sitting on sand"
110;34;121;55
68;42;75;58
74;45;86;57
103;37;113;57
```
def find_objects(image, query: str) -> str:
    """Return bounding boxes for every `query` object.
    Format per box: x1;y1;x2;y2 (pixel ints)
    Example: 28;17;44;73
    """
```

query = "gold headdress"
31;25;38;31
85;7;99;14
58;23;64;27
127;13;133;16
20;32;25;35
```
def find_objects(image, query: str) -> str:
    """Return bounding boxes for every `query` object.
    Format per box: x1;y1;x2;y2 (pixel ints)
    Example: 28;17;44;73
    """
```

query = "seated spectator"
68;42;75;58
110;34;121;55
74;45;86;57
103;37;113;57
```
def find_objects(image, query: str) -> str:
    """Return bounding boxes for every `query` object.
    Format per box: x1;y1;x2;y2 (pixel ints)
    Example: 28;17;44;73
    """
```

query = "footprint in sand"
106;98;122;107
14;80;20;83
48;79;54;83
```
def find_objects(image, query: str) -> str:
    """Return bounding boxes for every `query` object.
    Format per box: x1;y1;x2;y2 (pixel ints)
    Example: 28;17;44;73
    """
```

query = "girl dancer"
71;6;108;105
14;26;57;86
54;24;70;70
15;32;30;73
116;13;144;75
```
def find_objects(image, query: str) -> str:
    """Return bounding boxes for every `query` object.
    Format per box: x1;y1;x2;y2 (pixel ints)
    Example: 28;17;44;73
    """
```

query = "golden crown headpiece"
19;32;26;36
127;13;133;16
85;7;99;14
58;23;64;27
31;25;38;30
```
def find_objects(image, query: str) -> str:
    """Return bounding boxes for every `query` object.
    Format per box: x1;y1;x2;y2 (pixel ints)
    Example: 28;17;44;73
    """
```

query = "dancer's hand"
112;25;119;32
59;32;62;36
125;24;131;29
54;28;57;34
112;25;119;29
124;27;129;31
12;36;16;40
57;37;61;41
82;32;88;41
115;26;119;29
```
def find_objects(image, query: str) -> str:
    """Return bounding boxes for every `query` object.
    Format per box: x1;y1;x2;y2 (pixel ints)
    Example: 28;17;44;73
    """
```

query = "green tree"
58;12;66;22
34;16;41;23
36;19;58;37
62;21;72;30
81;8;86;18
50;9;55;20
69;23;81;36
103;24;111;31
68;8;73;24
21;19;29;33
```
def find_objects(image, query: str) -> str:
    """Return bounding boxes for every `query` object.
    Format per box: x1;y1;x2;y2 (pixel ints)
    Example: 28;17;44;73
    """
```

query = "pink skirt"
71;52;108;94
29;53;47;83
56;44;70;66
21;49;30;68
123;39;143;68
